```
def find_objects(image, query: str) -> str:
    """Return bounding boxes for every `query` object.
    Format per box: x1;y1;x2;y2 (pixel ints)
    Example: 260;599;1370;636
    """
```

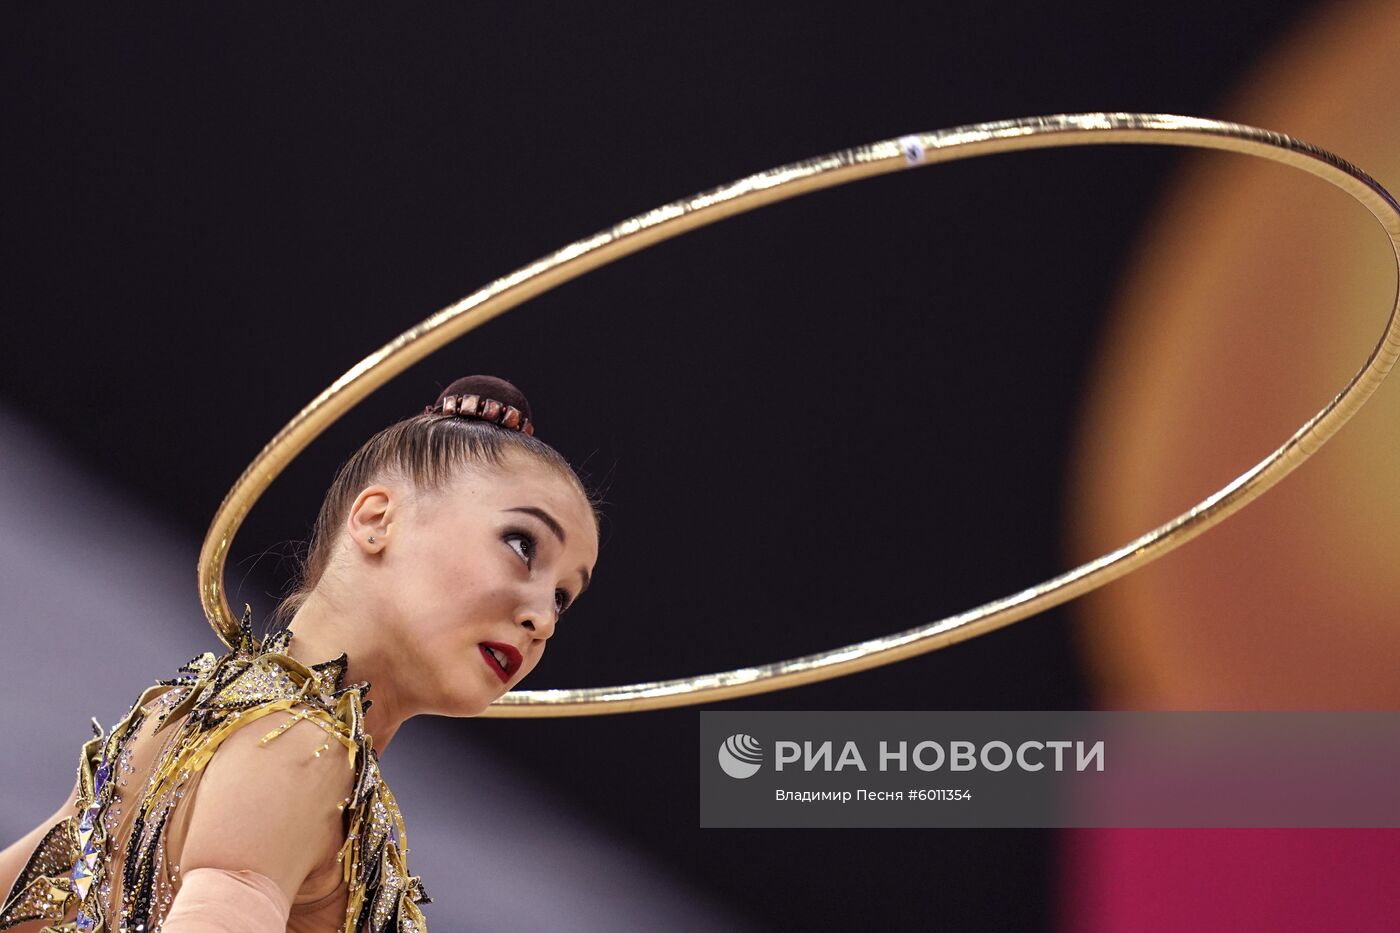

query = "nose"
516;595;557;642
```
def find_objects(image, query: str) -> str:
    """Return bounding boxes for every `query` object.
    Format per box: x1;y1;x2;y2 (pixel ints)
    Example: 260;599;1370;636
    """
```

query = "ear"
345;484;396;552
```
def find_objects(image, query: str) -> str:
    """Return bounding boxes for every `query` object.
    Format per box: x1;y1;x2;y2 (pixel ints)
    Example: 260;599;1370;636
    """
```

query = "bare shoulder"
178;706;354;903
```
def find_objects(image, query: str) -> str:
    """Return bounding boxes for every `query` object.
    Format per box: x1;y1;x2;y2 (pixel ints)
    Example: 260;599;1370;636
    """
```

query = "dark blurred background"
0;3;1325;930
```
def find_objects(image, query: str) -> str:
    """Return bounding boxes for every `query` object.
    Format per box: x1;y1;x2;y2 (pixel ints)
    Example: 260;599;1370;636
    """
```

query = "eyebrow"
504;505;591;595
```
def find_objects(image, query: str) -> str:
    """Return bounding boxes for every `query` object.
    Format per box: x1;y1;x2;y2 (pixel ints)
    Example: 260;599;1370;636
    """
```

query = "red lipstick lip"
479;642;522;684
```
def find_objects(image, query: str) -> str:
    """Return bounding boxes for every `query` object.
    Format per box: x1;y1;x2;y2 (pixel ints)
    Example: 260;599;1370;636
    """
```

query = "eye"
504;531;536;566
506;530;574;620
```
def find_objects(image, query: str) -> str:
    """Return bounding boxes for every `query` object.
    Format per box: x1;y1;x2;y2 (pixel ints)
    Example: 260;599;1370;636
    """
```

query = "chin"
458;686;505;718
440;698;492;718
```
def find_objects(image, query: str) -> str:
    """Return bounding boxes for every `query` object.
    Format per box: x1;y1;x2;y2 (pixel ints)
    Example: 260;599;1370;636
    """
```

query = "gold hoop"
198;113;1400;717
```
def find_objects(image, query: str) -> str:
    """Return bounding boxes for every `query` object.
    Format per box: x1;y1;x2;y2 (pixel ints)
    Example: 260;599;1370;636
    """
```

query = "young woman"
0;374;601;933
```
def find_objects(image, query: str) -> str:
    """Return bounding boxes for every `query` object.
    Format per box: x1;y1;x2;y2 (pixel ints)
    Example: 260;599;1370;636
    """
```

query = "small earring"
368;535;376;544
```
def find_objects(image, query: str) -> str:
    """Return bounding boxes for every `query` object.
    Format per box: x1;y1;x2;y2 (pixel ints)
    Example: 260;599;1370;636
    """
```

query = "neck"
284;589;409;752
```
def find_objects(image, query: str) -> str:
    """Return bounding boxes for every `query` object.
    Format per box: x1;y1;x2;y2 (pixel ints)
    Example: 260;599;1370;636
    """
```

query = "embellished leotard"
0;613;429;933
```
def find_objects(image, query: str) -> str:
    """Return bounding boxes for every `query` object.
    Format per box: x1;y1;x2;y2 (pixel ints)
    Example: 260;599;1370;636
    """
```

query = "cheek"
516;646;545;682
404;558;520;640
398;565;467;623
387;531;524;627
413;549;491;602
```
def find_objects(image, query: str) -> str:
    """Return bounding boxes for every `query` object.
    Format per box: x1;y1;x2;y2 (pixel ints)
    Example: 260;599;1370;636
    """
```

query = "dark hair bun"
433;374;533;425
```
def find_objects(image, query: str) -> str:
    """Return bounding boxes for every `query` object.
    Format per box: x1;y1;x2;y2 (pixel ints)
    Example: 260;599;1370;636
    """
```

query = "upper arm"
176;710;354;907
0;779;79;932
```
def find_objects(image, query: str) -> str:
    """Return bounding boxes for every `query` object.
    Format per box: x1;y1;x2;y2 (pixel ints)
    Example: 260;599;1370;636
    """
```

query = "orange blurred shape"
1062;1;1400;929
1068;0;1400;711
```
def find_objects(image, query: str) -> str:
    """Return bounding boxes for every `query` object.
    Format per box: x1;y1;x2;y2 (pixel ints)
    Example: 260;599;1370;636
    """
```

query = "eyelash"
503;530;571;617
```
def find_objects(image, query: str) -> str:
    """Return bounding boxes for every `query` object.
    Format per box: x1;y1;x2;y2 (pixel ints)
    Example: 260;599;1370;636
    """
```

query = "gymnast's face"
349;450;598;717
